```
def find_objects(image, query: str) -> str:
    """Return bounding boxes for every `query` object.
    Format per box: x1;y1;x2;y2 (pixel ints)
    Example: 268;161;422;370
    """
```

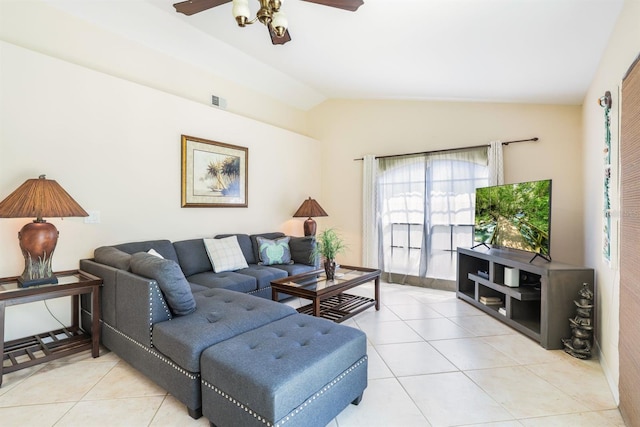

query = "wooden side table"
0;270;102;386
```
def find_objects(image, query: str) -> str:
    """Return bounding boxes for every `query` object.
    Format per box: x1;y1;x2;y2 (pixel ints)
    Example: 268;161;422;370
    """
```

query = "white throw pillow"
204;236;249;273
147;248;164;258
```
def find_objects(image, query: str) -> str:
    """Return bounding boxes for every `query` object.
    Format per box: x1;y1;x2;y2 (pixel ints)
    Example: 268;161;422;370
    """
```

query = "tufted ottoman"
201;313;367;427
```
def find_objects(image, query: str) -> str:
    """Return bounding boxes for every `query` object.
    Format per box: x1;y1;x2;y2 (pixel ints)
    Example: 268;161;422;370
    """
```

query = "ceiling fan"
173;0;364;45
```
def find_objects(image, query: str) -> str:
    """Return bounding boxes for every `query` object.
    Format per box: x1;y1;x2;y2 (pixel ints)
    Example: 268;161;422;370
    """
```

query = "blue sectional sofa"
80;232;368;425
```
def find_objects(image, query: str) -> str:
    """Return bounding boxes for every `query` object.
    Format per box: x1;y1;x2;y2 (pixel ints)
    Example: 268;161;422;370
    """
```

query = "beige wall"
0;41;321;340
309;99;584;267
0;1;310;135
581;0;640;405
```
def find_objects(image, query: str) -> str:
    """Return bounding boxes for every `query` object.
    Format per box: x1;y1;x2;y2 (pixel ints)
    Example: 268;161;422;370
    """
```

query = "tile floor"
0;282;625;426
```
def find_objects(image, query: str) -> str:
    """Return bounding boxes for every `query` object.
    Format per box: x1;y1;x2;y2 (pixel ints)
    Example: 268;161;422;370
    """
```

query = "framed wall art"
181;135;248;207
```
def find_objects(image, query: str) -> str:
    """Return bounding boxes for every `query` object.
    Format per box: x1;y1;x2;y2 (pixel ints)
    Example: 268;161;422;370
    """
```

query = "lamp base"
17;221;59;288
303;218;317;236
18;275;59;288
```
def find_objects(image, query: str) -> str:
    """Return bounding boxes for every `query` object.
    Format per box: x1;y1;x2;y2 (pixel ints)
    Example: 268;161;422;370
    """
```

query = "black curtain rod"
353;137;539;161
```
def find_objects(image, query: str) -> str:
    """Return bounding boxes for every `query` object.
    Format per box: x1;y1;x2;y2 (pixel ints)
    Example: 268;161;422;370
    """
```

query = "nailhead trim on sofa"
149;283;172;347
103;322;199;381
201;355;367;427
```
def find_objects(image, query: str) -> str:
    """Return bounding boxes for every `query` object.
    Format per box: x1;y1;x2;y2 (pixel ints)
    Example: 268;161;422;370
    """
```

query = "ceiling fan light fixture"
269;0;283;11
232;0;251;26
271;11;288;37
174;0;363;44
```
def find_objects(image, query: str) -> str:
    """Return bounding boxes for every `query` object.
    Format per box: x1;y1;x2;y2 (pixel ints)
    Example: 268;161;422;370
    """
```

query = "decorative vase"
324;259;337;281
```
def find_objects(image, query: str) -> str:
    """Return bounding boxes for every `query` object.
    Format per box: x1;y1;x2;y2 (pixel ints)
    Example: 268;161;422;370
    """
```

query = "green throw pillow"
256;236;292;266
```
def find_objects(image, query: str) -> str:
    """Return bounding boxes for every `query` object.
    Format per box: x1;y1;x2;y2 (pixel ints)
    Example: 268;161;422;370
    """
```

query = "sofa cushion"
186;271;258;294
215;233;255;264
270;263;317;276
130;252;196;316
94;246;132;271
235;265;288;290
174;239;212;277
289;236;318;266
204;236;249;273
256;236;292;266
152;288;296;372
113;240;179;263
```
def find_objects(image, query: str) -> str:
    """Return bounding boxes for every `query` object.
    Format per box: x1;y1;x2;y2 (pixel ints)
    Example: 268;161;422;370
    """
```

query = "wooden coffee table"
271;265;381;323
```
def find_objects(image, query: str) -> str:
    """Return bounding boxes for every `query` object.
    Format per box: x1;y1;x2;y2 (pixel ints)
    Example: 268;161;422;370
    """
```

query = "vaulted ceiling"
47;0;623;110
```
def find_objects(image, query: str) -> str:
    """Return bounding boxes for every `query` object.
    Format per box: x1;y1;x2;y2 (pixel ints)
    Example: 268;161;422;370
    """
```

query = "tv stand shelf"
457;247;594;349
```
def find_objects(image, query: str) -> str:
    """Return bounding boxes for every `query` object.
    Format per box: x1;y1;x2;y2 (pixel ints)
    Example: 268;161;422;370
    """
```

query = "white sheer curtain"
377;148;488;280
362;155;379;268
377;155;426;278
488;140;504;185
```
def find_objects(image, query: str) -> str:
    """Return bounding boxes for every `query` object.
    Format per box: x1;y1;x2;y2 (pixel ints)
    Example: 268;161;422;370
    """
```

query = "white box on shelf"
504;267;519;287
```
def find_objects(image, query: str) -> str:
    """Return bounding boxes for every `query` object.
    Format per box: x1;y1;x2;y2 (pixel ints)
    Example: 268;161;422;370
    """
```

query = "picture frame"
181;135;248;207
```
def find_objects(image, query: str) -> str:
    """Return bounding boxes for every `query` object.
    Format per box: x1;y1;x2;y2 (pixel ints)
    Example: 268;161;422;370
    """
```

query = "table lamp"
292;197;328;236
0;175;88;287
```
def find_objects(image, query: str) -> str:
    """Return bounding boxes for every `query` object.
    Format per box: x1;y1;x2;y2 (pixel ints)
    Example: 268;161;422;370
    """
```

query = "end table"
0;270;102;386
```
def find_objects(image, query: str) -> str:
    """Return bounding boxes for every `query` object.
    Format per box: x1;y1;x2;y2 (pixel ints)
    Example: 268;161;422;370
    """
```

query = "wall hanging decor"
181;135;248;207
599;91;612;265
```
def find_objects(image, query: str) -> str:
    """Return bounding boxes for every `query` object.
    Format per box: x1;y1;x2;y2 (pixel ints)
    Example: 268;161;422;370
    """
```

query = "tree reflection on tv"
474;180;551;256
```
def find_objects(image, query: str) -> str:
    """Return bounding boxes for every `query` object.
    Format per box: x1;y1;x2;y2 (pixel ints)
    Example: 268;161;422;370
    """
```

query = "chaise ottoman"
200;313;367;427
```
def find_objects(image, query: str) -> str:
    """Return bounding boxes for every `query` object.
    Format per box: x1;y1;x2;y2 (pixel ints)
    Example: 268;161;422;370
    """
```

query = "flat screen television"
473;179;552;262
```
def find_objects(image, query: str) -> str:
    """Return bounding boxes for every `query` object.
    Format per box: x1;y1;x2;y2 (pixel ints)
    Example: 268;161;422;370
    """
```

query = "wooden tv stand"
456;247;594;349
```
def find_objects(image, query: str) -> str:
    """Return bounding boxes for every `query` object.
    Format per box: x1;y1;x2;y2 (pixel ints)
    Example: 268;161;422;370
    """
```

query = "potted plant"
312;228;347;280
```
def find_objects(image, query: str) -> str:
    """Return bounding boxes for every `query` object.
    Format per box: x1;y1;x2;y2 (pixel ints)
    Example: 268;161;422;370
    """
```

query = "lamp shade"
0;175;88;220
0;175;88;287
292;197;328;219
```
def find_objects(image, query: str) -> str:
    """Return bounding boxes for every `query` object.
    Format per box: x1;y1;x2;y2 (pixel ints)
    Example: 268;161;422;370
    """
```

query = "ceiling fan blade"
269;27;292;45
173;0;231;16
301;0;364;12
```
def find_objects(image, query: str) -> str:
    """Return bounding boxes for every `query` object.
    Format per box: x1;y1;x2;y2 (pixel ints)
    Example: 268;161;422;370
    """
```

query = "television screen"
474;179;552;257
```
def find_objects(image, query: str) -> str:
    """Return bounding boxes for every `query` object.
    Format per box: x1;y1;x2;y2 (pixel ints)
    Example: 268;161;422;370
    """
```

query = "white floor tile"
0;281;623;427
400;372;513;426
335;378;430;426
466;365;588;419
356;320;424;345
0;402;74;427
82;360;167;400
405;317;475;341
375;341;457;377
386;302;444;320
150;395;210;426
365;345;394;380
56;396;165;426
481;334;566;365
518;411;624;427
430;337;519;370
449;314;517;336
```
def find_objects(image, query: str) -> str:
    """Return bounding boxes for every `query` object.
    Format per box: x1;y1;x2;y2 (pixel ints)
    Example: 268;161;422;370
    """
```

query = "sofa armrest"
115;270;173;347
80;259;117;326
79;259;172;348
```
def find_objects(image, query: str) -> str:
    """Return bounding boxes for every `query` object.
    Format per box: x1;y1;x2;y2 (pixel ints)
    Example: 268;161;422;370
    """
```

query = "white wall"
0;42;321;340
581;0;640;404
309;99;584;268
0;0;311;134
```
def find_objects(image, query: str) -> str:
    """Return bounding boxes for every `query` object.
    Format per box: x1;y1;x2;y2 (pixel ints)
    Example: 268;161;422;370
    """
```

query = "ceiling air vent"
211;95;227;109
